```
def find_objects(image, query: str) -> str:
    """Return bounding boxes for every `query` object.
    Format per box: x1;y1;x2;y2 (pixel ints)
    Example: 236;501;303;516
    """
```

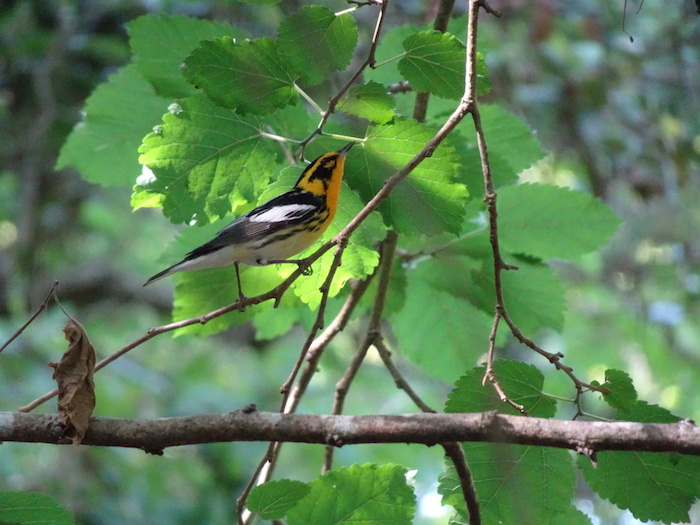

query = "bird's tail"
143;262;184;286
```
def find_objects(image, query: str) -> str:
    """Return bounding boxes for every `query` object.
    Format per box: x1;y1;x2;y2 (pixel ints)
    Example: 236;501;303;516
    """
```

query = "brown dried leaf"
49;318;96;445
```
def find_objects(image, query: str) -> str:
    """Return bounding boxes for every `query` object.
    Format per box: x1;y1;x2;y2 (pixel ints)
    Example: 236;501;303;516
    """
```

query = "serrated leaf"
616;400;679;423
445;360;557;417
182;37;298;114
127;14;247;98
56;65;170;186
138;95;277;224
263;104;317;142
0;491;74;525
252;299;303;340
366;23;421;88
277;6;358;86
455;104;544;192
550;507;593;525
440;445;575;525
286;464;415;525
172;264;283;336
471;257;566;333
398;30;489;99
390;280;493;383
480;105;544;176
337;81;395;124
131;178;164;209
579;401;700;523
600;369;638;411
346;120;469;236
398;30;465;99
498;183;622;260
248;479;310;519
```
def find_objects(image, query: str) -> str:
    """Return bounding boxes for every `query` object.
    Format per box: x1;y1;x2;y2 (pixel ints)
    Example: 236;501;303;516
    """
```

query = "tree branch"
3;411;698;455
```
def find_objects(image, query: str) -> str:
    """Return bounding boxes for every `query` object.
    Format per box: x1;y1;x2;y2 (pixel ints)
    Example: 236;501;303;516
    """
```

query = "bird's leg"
266;258;313;276
234;262;246;311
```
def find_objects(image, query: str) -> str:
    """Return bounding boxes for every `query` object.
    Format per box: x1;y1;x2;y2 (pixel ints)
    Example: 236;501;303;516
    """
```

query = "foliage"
2;0;699;524
0;491;74;525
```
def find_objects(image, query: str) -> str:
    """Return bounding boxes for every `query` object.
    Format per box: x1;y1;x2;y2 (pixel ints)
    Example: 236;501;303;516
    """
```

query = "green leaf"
127;14;247;98
470;257;567;333
0;491;74;525
182;37;298;114
390;280;494;383
346;120;469;236
286;464;415;525
252;298;304;340
458;105;544;192
579;401;700;523
476;52;491;96
337;81;395;124
56;64;170;186
366;23;421;88
248;479;310;519
360;257;407;316
399;30;465;99
263;104;317;142
480;105;544;176
171;264;282;336
497;183;623;260
598;369;638;412
239;0;282;4
616;400;679;423
440;445;576;525
445;361;557;418
438;105;544;195
550;507;593;525
138;95;278;224
277;6;358;86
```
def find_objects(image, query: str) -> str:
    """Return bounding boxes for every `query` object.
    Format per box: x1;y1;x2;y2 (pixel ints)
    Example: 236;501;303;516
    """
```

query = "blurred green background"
1;1;698;523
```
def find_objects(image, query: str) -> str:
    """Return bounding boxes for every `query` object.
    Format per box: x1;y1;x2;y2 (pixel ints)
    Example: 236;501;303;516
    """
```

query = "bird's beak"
338;142;355;157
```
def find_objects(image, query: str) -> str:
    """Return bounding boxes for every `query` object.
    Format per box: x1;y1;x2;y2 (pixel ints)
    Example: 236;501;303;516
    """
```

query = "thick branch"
3;411;698;455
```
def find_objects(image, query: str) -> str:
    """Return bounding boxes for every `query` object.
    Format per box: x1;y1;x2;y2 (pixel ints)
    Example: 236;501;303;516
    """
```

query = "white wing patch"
249;204;316;223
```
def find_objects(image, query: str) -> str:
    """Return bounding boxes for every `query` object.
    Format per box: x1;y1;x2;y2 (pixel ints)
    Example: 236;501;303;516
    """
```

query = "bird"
144;142;355;305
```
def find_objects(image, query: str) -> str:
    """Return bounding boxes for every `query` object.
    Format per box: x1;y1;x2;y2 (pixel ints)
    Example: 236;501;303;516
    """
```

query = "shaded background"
1;0;698;523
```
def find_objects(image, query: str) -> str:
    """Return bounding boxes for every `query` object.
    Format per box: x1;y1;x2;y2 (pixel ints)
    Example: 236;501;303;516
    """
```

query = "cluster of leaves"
51;4;700;525
242;362;699;525
442;362;700;524
57;10;619;349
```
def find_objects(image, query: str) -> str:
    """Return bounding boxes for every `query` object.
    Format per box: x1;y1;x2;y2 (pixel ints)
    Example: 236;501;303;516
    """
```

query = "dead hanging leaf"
48;318;96;445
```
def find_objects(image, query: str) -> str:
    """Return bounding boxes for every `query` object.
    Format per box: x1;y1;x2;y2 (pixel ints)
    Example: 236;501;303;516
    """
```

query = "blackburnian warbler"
144;142;354;301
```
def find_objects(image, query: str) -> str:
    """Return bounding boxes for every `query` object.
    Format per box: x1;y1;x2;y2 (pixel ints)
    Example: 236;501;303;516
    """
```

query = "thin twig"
280;239;350;397
299;0;389;152
460;1;597;413
323;231;398;471
238;239;355;524
238;273;376;521
1;281;59;354
284;275;376;415
373;333;480;524
18;246;333;413
373;338;435;414
443;442;481;525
